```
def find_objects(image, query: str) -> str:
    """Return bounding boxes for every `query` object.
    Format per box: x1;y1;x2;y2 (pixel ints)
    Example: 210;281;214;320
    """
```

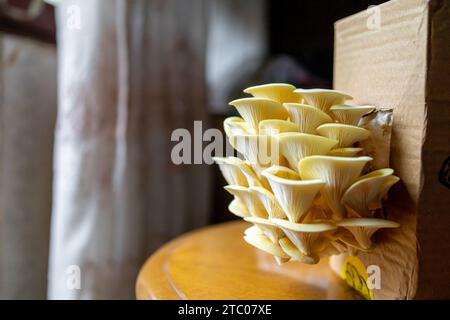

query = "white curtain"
0;0;266;300
48;0;211;299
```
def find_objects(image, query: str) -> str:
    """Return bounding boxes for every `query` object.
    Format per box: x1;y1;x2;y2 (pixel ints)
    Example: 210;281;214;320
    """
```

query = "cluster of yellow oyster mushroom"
214;83;400;265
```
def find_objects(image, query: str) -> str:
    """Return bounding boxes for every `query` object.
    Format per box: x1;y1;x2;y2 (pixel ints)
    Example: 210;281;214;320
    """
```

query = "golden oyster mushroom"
262;168;325;223
316;123;371;148
330;105;375;125
276;132;338;171
284;103;332;134
298;156;373;220
224;185;268;218
338;218;399;250
229;97;288;133
293;89;353;113
243;83;301;104
342;168;398;217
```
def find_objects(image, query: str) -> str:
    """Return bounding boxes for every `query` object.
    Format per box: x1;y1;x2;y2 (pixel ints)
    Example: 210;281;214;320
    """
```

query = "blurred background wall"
0;0;386;299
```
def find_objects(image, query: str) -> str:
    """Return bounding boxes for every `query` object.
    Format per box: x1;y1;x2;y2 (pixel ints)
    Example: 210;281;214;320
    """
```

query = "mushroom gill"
276;132;338;171
278;237;319;264
213;156;249;187
337;218;399;250
228;198;249;218
249;186;286;219
244;216;285;243
342;168;398;217
262;169;325;223
243;233;290;265
284;103;332;134
298;156;373;220
224;185;268;218
270;218;337;256
234;160;267;188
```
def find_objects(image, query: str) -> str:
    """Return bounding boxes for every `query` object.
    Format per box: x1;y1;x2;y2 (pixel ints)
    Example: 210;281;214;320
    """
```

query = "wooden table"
136;221;362;300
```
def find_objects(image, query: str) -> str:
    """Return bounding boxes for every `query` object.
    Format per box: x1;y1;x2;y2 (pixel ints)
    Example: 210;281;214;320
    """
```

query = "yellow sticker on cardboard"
341;256;374;300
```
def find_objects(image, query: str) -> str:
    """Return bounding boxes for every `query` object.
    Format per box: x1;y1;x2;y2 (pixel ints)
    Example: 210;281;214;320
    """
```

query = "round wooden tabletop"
136;221;362;300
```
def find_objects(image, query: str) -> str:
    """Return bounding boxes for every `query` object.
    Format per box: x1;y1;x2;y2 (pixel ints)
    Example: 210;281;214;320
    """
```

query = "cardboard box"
331;0;450;299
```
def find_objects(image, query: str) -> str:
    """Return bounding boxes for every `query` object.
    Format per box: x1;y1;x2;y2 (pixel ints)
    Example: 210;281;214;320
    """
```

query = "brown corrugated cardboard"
332;0;450;299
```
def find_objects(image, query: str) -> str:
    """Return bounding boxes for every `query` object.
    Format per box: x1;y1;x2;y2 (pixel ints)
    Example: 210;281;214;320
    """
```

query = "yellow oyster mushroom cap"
243;233;290;261
294;88;353;113
328;147;363;157
243;83;301;104
259;119;299;135
270;218;337;256
342;168;396;217
338;218;399;250
249;186;286;219
330;105;375;125
316;123;371;147
244;216;285;243
284;103;332;134
298;156;373;220
262;169;325;223
213;157;249;187
228;198;249;218
276;132;338;171
278;237;319;264
224;185;268;218
229;97;288;133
